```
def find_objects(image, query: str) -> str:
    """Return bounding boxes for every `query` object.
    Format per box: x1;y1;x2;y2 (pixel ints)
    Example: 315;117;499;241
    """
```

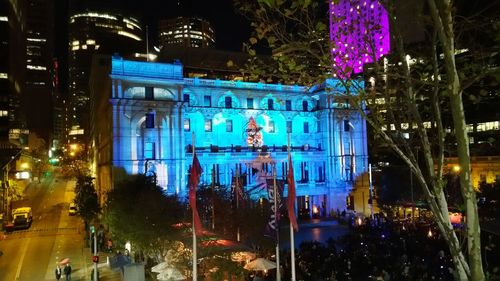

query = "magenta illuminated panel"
329;0;390;77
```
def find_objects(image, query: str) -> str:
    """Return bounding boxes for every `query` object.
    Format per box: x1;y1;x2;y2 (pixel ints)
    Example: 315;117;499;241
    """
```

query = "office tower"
158;17;215;49
0;1;10;140
0;0;28;144
23;0;55;143
67;4;143;148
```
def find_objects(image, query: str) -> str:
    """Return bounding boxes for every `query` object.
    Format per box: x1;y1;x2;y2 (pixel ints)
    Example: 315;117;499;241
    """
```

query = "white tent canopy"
244;258;277;271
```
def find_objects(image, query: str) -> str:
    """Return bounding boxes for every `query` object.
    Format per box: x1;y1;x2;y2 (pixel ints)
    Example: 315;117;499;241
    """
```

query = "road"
0;176;88;281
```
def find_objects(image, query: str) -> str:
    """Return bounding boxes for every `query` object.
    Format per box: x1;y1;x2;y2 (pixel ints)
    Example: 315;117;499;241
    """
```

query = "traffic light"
90;225;95;234
92;255;99;263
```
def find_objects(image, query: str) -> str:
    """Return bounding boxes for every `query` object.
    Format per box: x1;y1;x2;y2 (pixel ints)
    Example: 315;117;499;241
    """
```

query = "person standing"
55;265;62;280
63;263;72;281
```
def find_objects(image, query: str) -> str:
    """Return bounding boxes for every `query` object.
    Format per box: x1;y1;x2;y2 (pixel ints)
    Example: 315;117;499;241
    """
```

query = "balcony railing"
186;144;322;153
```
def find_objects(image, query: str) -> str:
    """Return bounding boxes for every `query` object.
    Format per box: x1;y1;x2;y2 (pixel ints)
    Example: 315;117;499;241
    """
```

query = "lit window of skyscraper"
329;0;390;77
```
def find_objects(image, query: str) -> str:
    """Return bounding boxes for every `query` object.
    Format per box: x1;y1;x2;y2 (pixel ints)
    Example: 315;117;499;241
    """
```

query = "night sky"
54;0;252;93
138;0;252;51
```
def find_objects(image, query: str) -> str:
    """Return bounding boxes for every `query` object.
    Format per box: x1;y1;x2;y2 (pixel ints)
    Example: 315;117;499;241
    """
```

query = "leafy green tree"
60;159;91;179
236;0;499;279
197;184;233;235
196;183;275;252
74;176;100;227
104;175;185;263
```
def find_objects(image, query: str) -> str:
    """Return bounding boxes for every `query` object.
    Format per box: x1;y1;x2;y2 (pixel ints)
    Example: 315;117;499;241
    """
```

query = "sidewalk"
83;246;123;281
60;178;122;281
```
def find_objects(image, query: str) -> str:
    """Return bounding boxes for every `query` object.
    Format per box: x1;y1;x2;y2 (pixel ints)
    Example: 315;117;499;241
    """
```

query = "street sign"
92;255;99;263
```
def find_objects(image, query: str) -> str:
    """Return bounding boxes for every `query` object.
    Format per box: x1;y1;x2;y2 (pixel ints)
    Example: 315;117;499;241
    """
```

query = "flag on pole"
287;157;299;232
264;179;284;239
189;153;203;236
231;173;247;208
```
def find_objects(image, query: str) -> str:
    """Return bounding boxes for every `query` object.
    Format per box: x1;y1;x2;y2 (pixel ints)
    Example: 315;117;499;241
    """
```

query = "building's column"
167;108;177;193
327;110;336;185
174;97;186;195
227;163;232;186
116;80;123;98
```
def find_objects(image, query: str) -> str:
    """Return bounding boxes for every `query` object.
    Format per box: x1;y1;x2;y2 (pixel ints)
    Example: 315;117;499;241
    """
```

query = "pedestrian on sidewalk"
63;263;72;281
55;265;62;280
106;238;113;253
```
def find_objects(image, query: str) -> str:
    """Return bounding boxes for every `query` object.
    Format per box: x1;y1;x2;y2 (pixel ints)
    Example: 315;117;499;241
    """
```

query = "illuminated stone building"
90;56;369;214
68;6;143;147
158;17;215;49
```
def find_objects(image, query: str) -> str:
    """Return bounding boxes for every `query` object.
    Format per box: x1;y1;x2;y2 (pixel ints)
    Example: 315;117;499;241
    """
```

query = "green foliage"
104;175;185;261
74;176;100;224
200;256;246;281
8;180;24;202
60;160;91;179
196;183;274;251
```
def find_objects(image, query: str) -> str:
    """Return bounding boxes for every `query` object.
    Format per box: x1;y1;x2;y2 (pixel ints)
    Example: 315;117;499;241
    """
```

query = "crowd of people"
275;215;493;281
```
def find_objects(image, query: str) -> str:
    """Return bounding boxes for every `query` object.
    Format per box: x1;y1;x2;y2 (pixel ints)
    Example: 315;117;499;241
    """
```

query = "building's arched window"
218;93;240;108
268;99;274;110
302;100;308;111
344;119;350;132
225;96;232;108
145;110;155;128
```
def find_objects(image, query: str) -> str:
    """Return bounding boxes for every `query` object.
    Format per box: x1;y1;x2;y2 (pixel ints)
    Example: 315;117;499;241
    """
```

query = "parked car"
69;203;77;216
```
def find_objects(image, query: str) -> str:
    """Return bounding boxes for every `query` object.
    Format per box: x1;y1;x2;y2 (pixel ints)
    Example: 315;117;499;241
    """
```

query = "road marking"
15;237;31;280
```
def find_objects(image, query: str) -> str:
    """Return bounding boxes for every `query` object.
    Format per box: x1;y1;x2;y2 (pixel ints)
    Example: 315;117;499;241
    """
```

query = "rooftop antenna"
146;25;149;62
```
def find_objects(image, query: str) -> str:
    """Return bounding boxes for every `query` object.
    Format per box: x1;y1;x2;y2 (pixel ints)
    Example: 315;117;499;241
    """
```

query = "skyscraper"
23;0;55;143
158;17;215;49
0;0;28;145
67;4;144;148
0;1;10;140
329;0;390;77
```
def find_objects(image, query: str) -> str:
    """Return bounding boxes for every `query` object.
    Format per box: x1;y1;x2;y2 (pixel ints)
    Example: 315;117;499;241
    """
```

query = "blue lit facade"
90;56;368;214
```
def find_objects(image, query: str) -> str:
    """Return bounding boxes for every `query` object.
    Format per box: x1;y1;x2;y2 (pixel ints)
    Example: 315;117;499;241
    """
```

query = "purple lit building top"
329;0;390;77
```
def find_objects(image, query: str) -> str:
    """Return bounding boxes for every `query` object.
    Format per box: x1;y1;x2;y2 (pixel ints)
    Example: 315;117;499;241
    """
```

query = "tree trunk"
427;0;485;280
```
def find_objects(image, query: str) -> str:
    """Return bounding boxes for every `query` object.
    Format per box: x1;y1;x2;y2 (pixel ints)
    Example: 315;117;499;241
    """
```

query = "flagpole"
369;163;374;221
212;168;215;230
191;132;197;281
273;165;281;281
236;168;241;242
288;133;296;281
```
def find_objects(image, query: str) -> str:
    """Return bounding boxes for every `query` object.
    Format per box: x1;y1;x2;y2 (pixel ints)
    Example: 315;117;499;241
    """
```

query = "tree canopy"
104;175;185;261
74;176;100;225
